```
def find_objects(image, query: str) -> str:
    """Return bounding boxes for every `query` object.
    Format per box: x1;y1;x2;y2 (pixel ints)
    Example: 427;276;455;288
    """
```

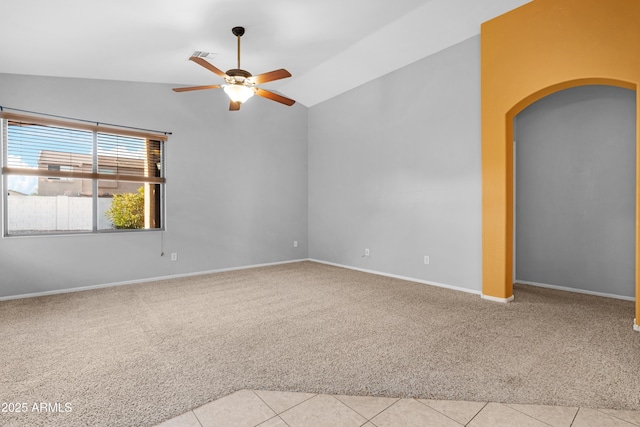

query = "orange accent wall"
481;0;640;320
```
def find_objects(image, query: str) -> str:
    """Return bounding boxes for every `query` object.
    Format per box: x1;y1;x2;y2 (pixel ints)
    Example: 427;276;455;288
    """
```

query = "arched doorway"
480;0;640;329
514;85;636;299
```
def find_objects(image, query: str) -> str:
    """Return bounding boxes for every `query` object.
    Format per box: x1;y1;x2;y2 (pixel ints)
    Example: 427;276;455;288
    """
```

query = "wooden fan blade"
254;88;296;106
229;100;241;111
172;85;221;92
190;56;227;77
249;69;292;85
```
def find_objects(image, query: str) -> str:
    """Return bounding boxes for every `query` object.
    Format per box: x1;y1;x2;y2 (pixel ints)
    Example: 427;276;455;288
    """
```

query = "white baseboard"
308;259;482;296
516;280;635;302
481;294;515;303
0;258;309;301
5;259;633;308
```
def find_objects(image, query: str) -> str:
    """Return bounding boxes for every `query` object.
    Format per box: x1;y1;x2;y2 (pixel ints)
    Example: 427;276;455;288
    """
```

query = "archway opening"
513;85;636;299
480;0;640;329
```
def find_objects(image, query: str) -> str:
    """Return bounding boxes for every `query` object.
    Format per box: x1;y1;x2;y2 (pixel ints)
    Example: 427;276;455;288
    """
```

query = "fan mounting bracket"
232;26;245;37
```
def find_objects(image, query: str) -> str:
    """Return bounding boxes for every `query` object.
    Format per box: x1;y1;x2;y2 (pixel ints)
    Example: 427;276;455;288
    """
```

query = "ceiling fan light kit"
173;26;295;111
223;84;254;104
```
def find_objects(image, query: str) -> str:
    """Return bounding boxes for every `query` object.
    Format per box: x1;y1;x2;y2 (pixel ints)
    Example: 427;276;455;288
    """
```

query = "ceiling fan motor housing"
226;69;252;78
225;68;253;85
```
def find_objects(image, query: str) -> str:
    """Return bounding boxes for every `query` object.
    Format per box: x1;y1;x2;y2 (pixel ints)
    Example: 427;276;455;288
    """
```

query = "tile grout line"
464;402;488;426
332;394;400;423
324;394;370;423
594;408;640;427
191;409;204;427
465;402;489;426
268;393;370;426
569;407;582;427
251;390;279;415
413;398;468;425
250;390;292;427
279;392;318;417
156;393;640;427
503;403;559;427
256;415;291;427
363;418;380;427
252;390;318;419
331;395;370;421
367;397;404;424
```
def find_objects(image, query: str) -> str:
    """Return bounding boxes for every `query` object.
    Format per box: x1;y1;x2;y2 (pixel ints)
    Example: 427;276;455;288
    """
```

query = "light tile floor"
155;390;640;427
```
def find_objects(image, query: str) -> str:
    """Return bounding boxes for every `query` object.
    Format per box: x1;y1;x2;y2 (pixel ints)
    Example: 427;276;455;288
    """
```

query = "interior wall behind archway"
515;85;636;297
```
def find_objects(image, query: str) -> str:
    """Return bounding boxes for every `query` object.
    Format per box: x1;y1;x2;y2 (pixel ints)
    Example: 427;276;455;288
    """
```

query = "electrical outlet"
365;248;370;256
171;253;178;261
424;255;429;265
294;240;298;248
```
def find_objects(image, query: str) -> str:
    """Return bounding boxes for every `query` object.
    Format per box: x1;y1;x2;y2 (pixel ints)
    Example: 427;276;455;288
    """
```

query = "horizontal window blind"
97;133;163;180
1;110;167;235
1;112;165;184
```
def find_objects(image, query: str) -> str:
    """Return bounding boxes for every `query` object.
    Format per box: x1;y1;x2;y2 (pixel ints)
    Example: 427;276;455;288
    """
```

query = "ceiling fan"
173;26;296;111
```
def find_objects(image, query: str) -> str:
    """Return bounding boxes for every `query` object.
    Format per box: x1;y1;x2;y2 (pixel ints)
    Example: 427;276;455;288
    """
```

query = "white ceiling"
0;0;531;107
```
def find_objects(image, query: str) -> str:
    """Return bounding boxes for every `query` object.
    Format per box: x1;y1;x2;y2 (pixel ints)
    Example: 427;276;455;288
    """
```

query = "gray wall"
308;36;482;292
515;85;636;297
0;73;308;298
4;38;632;301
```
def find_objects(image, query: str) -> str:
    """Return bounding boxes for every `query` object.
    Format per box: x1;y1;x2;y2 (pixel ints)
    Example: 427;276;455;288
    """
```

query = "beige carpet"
1;261;639;426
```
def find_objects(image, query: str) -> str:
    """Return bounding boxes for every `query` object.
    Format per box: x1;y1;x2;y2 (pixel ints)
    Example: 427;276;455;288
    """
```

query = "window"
1;112;166;235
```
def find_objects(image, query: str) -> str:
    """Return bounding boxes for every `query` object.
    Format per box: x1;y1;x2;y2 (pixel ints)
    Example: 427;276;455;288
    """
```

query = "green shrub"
105;186;145;229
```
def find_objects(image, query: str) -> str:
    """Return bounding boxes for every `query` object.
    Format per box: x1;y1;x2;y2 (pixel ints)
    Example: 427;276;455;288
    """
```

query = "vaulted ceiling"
0;0;531;107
